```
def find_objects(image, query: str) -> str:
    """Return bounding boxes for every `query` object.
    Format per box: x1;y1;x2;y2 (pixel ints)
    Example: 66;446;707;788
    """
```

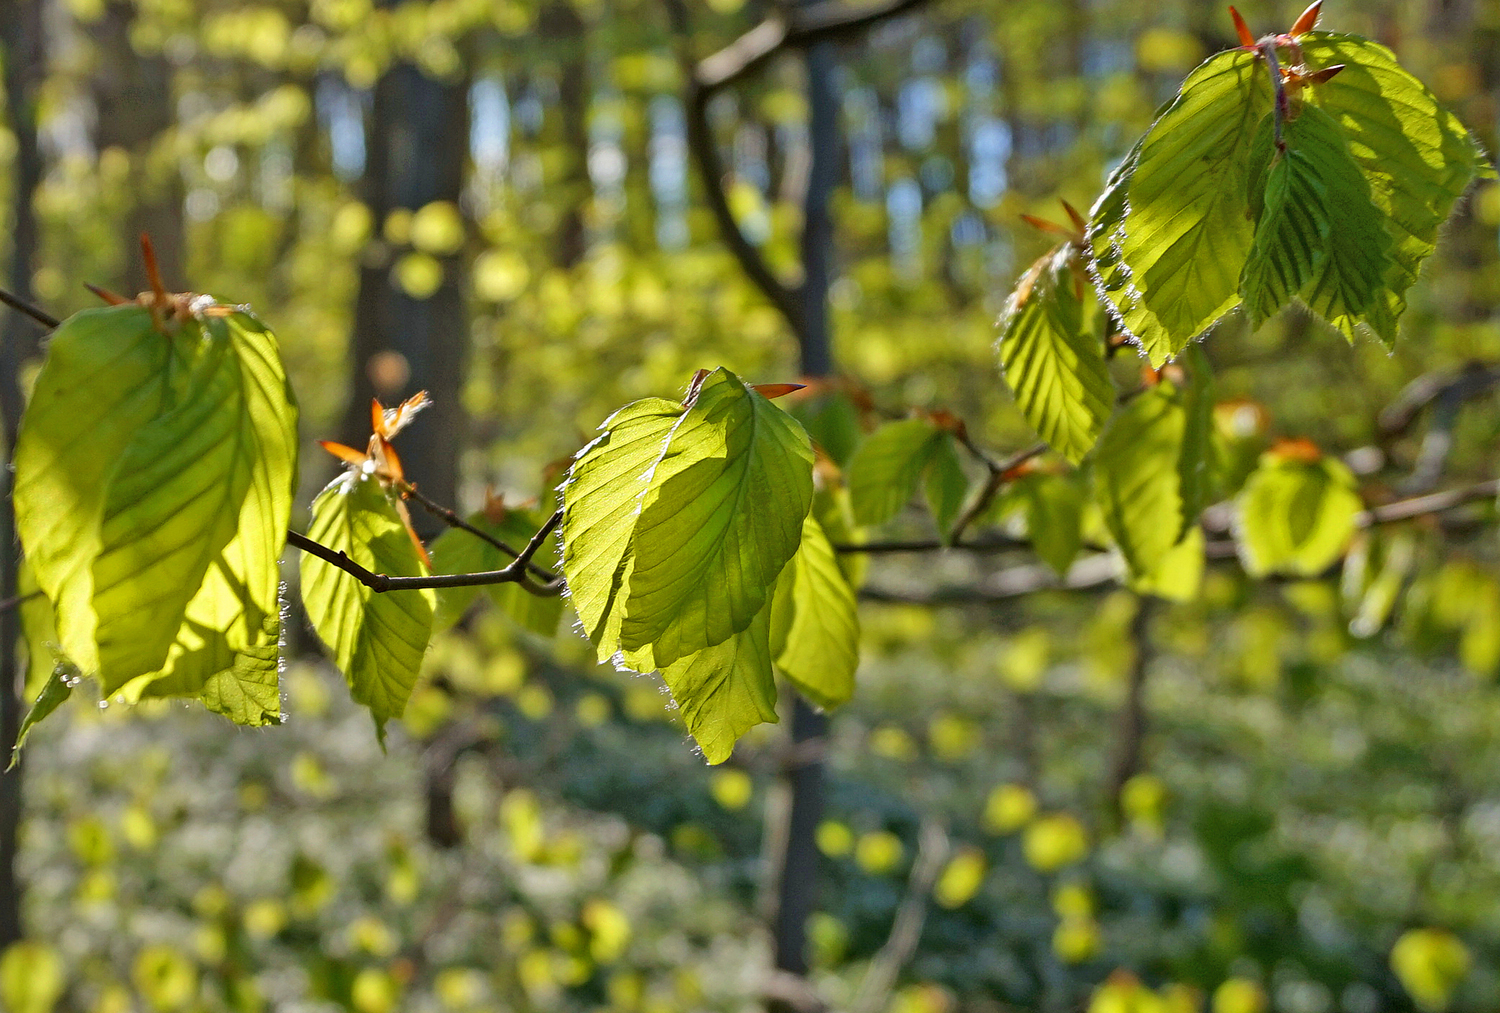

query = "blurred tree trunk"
92;0;182;292
0;0;47;949
541;0;589;268
343;49;470;524
766;29;839;1013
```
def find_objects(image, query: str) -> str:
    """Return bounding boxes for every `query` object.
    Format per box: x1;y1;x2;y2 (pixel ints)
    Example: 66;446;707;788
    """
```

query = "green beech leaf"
769;514;859;711
1109;50;1272;364
618;369;814;668
560;397;686;668
1235;450;1362;577
924;434;969;542
431;510;563;637
1093;380;1200;579
1130;526;1205;602
300;472;435;741
14;306;298;716
998;246;1114;463
1299;32;1492;344
1239;106;1392;329
1014;471;1085;577
847;419;943;526
659;602;775;765
11;666;75;769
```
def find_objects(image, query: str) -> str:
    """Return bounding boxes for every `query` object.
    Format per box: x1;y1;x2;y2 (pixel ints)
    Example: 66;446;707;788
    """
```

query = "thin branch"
948;440;1045;543
695;0;935;93
398;481;558;582
286;515;565;598
0;286;59;329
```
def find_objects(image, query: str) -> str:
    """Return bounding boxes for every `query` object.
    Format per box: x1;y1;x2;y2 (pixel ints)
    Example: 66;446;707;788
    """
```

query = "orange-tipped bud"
1271;436;1322;463
1061;199;1088;234
1229;6;1256;47
319;440;370;468
84;283;129;306
1304;63;1344;85
751;383;806;400
1020;214;1077;238
1290;0;1322;36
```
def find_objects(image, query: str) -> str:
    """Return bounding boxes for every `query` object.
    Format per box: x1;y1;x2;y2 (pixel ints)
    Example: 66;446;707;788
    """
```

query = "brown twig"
286;510;565;598
948;440;1046;543
397;480;558;583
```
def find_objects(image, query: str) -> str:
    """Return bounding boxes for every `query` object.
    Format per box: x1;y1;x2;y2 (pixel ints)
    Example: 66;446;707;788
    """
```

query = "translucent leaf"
618;369;814;668
1129;526;1204;602
14;307;298;717
300;472;435;741
1093;381;1198;579
1107;50;1272;364
997;246;1114;463
659;602;775;764
1176;344;1216;541
560;397;685;668
847;418;943;526
769;514;858;710
1239;106;1392;329
1299;32;1493;344
923;434;969;542
1234;453;1362;577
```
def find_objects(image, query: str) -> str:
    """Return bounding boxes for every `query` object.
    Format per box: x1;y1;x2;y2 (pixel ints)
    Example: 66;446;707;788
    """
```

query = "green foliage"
14;304;296;724
996;246;1114;464
1234;448;1362;577
300;471;435;742
1092;32;1487;361
429;506;564;637
769;515;859;710
1010;470;1086;577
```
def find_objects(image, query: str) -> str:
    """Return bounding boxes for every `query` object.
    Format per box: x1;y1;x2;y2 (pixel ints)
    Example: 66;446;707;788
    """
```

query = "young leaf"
618;369;815;668
997;246;1115;464
1298;32;1492;344
658;602;776;765
769;514;859;711
1177;345;1216;541
924;434;970;542
14;307;298;711
300;471;436;740
1130;526;1205;602
1108;50;1272;364
560;397;686;668
1093;380;1199;579
847;418;943;526
11;667;74;768
1235;451;1362;577
1239;106;1391;329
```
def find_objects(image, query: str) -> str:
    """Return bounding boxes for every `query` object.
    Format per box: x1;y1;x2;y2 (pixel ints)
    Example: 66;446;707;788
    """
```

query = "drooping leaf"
618;369;815;668
769;514;859;711
997;246;1115;463
923;434;970;542
560;397;685;668
1299;32;1492;344
1093;380;1197;579
1109;50;1272;364
16;307;185;676
1235;450;1362;577
14;306;298;717
658;602;776;765
847;419;943;526
1014;470;1086;577
300;471;436;741
1239;106;1392;329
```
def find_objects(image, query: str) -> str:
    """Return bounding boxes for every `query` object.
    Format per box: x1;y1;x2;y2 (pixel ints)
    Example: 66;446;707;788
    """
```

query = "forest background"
3;0;1500;1012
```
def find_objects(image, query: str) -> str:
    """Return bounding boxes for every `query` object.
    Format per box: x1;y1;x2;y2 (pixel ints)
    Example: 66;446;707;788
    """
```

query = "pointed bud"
1290;0;1322;36
1229;6;1256;47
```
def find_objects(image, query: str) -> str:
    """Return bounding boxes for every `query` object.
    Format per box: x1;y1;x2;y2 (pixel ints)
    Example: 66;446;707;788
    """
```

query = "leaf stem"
397;480;558;582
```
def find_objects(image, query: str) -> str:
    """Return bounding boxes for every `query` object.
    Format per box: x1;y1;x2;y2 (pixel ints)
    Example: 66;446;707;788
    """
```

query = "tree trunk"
0;0;47;948
342;58;470;524
92;0;182;292
765;32;839;1012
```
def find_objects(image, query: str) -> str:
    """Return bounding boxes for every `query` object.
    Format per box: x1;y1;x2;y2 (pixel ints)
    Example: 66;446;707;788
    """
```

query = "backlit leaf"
1235;451;1362;577
659;602;775;764
923;434;970;542
847;419;943;526
998;246;1114;463
769;514;859;710
300;471;435;741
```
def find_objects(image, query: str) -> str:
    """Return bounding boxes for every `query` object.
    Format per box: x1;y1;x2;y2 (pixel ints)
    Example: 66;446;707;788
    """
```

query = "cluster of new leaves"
15;302;298;748
559;368;858;762
992;7;1489;593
